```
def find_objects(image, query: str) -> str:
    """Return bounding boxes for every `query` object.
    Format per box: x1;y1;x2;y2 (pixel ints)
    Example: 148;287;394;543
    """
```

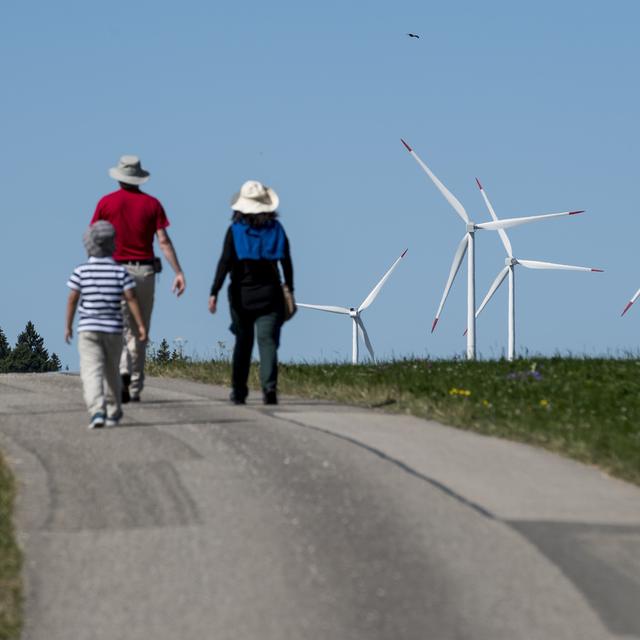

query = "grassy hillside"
0;452;21;639
148;357;640;486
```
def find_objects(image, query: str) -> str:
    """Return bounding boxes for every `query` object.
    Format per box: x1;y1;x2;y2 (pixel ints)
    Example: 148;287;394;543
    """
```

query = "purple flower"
507;370;543;381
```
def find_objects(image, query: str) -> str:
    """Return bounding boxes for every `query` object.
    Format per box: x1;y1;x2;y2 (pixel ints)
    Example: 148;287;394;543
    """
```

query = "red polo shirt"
91;188;170;261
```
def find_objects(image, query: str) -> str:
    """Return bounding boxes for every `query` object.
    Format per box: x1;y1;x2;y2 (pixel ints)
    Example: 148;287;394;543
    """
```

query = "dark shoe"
121;373;131;404
106;410;123;428
230;391;246;405
130;395;141;402
263;390;278;405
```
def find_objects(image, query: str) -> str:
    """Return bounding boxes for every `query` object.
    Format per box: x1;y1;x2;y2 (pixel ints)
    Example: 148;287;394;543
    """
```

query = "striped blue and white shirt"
67;257;136;333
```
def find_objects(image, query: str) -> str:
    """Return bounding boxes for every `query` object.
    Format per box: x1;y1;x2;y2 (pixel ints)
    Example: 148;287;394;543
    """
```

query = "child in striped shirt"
65;221;147;429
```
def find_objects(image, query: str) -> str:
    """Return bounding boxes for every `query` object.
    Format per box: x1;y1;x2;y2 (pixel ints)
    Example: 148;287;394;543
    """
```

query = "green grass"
147;357;640;486
0;452;22;639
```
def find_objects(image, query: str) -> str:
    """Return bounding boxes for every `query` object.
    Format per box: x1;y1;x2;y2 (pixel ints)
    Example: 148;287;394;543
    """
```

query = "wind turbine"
297;250;408;364
473;178;603;360
401;138;585;359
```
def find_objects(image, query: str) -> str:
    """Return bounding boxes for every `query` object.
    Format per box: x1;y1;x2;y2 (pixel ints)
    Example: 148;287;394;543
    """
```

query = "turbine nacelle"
505;257;518;266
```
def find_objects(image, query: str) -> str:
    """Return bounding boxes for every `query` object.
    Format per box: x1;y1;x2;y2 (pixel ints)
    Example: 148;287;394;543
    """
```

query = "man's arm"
156;228;186;297
65;290;80;343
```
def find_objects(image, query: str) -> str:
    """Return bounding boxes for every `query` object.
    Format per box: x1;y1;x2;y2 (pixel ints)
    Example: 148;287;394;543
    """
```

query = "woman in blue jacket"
209;181;294;405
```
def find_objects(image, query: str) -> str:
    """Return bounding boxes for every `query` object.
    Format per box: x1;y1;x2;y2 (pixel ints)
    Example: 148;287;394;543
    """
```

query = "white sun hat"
230;180;279;214
109;155;150;185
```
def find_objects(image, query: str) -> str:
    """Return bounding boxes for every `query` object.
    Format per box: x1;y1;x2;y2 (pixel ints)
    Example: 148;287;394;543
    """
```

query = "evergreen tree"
170;348;187;364
0;327;10;372
156;338;171;365
48;353;62;372
170;338;187;363
6;322;51;373
0;327;10;360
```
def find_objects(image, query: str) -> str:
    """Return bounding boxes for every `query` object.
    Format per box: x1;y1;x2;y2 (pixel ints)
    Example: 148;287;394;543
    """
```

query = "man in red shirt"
91;155;186;402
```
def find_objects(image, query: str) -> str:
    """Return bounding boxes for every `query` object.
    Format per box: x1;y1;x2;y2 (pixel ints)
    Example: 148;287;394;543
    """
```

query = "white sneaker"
88;413;106;429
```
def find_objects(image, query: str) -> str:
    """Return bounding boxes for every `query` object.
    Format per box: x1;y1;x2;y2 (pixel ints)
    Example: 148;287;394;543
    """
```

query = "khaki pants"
120;264;155;396
78;331;123;418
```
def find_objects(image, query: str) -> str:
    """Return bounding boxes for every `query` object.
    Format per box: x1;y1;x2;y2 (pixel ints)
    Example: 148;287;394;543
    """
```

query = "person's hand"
138;325;148;342
65;326;73;344
208;295;217;314
172;272;186;297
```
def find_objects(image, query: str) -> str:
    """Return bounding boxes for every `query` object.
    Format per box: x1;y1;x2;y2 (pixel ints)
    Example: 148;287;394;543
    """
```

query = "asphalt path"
1;373;639;640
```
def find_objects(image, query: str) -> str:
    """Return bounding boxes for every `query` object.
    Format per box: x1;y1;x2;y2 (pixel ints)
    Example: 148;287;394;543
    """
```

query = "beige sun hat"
230;180;279;214
109;155;150;185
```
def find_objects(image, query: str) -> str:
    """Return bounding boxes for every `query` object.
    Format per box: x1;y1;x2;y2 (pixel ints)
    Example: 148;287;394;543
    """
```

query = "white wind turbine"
401;138;586;359
297;250;408;364
473;178;603;360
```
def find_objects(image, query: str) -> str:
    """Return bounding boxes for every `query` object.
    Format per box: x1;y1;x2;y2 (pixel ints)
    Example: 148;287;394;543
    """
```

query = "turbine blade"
622;288;640;316
401;139;470;223
476;177;512;256
432;234;468;332
476;266;509;318
296;303;351;314
356;317;376;362
475;210;584;231
358;249;408;312
518;259;603;272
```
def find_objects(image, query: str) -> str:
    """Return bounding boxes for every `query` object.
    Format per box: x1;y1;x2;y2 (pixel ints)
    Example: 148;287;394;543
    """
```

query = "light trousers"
78;331;123;418
119;264;155;395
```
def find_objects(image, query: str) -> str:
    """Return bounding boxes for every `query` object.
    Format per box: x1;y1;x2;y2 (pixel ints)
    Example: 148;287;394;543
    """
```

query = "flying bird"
407;33;420;39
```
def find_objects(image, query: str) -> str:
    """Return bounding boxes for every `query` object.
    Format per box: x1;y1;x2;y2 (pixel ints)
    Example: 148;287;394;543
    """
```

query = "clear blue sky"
2;0;639;367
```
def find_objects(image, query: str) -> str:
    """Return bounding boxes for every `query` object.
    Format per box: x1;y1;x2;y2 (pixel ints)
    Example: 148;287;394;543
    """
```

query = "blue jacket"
231;220;286;260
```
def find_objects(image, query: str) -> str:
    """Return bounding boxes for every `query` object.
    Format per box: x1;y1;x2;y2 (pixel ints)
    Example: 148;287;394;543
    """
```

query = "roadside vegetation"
148;351;640;486
0;320;58;638
0;452;22;639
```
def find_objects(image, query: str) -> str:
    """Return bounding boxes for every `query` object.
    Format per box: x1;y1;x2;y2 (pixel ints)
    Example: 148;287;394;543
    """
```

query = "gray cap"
83;221;116;257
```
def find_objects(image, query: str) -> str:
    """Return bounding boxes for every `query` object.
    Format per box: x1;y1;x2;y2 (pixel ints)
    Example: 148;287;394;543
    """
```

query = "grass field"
148;356;640;486
0;452;21;639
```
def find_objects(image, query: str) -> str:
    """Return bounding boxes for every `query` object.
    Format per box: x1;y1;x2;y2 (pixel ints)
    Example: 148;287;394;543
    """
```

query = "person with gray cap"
65;221;147;429
91;155;186;403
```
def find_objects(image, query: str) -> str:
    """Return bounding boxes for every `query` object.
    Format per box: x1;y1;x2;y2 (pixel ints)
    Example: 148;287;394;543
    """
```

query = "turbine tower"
297;250;407;364
474;178;603;361
401;138;585;359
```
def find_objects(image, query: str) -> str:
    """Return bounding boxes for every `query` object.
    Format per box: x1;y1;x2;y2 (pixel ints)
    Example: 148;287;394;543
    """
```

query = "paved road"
1;373;639;640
